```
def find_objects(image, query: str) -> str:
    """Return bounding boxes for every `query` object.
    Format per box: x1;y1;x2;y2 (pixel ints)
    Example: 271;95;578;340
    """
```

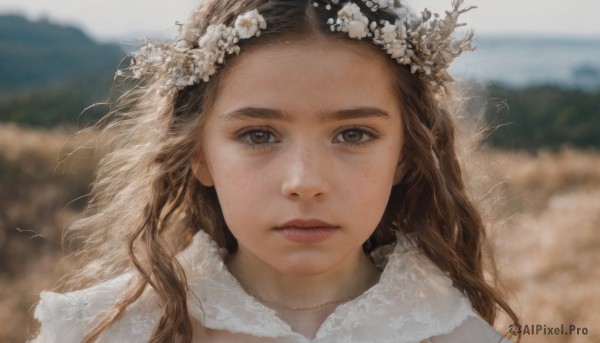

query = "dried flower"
329;0;475;93
119;10;267;95
119;1;475;96
234;9;267;39
333;3;370;39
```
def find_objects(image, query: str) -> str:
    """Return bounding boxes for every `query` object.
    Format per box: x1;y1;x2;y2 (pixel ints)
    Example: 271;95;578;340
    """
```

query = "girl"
31;0;519;342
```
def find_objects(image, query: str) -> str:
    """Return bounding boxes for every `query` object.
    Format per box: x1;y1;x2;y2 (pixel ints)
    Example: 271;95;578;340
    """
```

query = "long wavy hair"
52;0;519;342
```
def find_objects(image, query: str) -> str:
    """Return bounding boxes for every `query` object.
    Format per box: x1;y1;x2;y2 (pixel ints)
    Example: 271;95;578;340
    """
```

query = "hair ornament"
119;9;266;95
327;0;476;90
119;1;474;95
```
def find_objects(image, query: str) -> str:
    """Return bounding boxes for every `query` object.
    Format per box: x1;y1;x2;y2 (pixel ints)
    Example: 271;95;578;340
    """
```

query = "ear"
393;155;406;185
191;150;214;187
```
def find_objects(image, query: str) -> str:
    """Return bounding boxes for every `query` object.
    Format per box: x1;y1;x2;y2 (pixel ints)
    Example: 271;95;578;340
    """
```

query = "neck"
226;247;380;310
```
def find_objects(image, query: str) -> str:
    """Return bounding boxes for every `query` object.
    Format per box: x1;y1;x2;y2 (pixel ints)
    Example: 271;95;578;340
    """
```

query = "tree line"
484;85;600;150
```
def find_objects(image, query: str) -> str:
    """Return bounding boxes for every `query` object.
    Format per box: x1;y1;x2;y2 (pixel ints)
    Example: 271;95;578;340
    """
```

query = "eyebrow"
222;106;390;122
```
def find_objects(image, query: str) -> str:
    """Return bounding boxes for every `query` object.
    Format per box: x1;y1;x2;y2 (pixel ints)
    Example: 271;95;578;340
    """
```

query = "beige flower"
234;9;267;39
380;22;397;43
336;3;369;39
199;24;225;51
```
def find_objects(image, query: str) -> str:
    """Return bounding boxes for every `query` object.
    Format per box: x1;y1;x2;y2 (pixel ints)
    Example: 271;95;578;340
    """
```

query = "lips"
275;219;339;243
276;219;338;229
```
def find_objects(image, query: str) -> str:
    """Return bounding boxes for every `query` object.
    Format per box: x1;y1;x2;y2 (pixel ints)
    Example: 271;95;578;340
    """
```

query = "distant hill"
0;14;123;95
0;15;125;127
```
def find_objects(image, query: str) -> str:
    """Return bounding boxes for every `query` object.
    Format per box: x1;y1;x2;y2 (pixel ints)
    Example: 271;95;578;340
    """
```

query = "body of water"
450;36;600;89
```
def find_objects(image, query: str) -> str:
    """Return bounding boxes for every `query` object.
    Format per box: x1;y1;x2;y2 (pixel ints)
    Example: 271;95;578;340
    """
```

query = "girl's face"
193;37;404;276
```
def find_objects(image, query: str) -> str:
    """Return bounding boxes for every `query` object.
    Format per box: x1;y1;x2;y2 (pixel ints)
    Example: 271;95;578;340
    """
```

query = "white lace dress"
30;231;511;342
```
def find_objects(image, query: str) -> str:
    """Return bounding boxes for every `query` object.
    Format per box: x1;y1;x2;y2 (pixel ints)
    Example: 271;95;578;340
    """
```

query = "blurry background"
0;1;599;342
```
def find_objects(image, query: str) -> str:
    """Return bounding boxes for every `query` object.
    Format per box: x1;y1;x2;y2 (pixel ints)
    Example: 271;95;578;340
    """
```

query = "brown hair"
52;1;519;342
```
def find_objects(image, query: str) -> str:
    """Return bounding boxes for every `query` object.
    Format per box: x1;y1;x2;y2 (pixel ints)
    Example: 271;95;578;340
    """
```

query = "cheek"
335;151;399;216
211;161;257;202
205;134;261;191
352;141;400;185
206;152;273;228
357;166;395;209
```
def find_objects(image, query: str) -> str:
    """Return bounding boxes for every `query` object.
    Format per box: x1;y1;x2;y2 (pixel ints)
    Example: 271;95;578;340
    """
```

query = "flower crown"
119;0;475;95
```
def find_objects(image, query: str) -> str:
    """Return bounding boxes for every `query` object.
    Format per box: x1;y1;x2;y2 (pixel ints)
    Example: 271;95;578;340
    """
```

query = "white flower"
337;3;369;39
346;20;369;39
386;42;407;59
199;24;225;51
380;21;397;43
234;9;267;39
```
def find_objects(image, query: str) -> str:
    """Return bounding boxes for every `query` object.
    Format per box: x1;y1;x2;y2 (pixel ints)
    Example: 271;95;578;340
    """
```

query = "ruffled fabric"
180;231;474;342
31;230;500;343
31;273;133;343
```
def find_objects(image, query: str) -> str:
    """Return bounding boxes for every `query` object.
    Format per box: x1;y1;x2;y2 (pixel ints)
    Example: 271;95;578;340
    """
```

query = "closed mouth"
275;219;339;243
275;219;338;230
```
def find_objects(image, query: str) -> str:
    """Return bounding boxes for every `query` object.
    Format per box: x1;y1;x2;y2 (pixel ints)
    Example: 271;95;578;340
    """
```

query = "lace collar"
177;230;474;342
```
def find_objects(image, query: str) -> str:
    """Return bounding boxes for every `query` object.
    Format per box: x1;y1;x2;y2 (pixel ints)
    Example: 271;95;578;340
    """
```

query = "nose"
280;143;330;202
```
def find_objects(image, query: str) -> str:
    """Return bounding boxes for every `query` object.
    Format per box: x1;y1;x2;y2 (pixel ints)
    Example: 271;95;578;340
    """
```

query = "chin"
273;253;339;276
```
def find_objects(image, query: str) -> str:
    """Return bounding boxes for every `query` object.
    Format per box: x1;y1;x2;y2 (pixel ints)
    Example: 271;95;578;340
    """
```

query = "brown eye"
239;129;278;147
340;129;365;143
333;127;378;148
249;130;271;144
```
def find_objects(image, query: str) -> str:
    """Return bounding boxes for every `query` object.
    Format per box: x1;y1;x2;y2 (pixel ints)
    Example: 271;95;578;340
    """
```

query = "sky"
1;0;599;42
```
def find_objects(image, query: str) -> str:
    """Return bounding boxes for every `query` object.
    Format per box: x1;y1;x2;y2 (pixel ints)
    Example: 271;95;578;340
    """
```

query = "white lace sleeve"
29;273;134;343
426;313;512;343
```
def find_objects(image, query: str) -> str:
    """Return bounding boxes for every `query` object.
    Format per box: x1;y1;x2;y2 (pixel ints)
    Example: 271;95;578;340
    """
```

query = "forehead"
210;36;400;117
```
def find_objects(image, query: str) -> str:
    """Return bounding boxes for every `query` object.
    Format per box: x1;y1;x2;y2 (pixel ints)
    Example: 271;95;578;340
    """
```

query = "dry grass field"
1;124;598;342
478;149;600;342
